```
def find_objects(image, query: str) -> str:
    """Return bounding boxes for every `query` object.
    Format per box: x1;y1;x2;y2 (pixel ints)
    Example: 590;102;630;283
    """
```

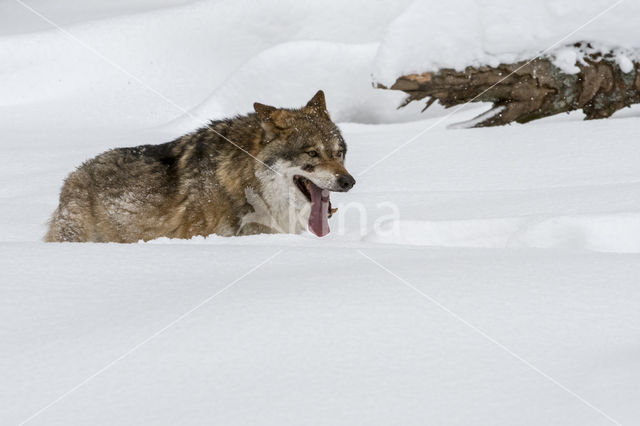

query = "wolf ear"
255;102;296;130
254;102;295;128
306;90;327;110
254;102;276;122
304;90;330;118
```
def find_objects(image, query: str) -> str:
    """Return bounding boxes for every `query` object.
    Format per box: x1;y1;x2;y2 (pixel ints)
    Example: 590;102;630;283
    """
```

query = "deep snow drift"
2;1;640;425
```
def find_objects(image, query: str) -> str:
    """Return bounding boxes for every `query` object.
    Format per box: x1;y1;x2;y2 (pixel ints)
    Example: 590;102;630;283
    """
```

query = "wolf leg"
44;170;94;242
236;222;279;236
44;204;87;242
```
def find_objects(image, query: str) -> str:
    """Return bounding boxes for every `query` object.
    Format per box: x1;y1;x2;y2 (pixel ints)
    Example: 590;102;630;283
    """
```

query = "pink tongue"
307;181;330;237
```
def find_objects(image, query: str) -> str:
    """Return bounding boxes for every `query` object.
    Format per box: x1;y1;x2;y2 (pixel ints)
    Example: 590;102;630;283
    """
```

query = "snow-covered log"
383;43;640;127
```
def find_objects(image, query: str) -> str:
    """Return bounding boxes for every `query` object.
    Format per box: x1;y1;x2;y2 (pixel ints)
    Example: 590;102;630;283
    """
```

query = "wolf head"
253;90;355;237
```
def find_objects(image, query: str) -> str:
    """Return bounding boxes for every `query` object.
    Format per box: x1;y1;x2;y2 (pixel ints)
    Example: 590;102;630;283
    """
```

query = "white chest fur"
240;164;310;235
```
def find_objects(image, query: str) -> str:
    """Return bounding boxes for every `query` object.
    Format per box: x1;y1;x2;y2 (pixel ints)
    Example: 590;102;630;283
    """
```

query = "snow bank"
366;212;640;253
373;0;640;85
183;41;422;127
0;0;197;36
4;0;638;128
0;0;423;130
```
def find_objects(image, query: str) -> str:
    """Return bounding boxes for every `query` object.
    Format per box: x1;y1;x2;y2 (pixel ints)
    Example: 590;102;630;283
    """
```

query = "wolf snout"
336;174;356;192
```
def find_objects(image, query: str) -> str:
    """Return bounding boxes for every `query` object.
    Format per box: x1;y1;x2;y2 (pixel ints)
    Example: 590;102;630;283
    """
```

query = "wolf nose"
337;174;356;191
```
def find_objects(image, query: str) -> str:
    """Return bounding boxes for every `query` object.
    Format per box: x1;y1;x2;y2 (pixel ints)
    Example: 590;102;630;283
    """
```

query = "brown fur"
45;91;355;242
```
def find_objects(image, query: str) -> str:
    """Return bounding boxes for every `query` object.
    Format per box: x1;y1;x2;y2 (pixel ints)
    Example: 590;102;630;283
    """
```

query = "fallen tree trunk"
383;43;640;127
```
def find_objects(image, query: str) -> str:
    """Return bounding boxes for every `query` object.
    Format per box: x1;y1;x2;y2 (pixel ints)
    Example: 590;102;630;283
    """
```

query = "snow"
373;0;640;85
2;0;640;425
185;41;424;126
0;0;421;130
615;51;635;73
366;212;640;253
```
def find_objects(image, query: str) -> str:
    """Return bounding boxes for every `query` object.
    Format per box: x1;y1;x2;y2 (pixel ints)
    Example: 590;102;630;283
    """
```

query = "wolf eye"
336;150;344;158
307;150;318;157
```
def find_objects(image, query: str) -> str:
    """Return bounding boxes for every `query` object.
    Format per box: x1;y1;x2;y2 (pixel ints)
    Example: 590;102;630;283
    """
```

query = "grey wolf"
45;90;355;242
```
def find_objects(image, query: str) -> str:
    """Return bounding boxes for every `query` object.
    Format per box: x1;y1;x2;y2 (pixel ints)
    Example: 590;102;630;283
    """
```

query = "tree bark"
383;44;640;127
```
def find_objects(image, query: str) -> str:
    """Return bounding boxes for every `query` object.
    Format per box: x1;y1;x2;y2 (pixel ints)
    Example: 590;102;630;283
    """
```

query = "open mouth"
293;175;338;237
293;175;313;202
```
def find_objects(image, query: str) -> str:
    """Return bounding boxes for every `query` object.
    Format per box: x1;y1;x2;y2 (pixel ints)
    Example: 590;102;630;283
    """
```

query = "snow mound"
366;212;640;253
0;0;422;130
181;41;421;128
373;0;640;85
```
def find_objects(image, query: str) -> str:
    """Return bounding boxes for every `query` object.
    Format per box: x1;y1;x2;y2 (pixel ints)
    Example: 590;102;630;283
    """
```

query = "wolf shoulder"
75;134;219;189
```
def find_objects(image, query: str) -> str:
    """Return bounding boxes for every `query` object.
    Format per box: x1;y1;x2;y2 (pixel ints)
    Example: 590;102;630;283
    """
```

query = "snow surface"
373;0;640;84
2;1;640;425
